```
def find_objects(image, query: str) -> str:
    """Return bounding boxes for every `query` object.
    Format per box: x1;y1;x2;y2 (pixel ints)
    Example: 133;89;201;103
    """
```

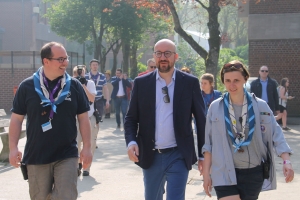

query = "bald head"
154;39;176;52
153;39;178;74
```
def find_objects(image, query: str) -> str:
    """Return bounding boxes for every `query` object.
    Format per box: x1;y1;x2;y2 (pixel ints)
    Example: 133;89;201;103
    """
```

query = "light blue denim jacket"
202;93;292;191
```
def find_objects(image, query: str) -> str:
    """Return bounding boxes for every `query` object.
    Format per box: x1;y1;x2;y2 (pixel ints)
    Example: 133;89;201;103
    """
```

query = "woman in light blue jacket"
202;60;294;200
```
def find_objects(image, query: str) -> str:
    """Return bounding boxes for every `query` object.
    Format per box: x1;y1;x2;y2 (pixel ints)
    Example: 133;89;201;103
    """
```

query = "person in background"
9;42;92;199
138;58;156;76
104;70;113;119
200;73;222;114
250;65;279;113
202;60;293;200
73;65;97;176
111;68;132;128
85;59;110;124
180;66;191;74
275;78;295;131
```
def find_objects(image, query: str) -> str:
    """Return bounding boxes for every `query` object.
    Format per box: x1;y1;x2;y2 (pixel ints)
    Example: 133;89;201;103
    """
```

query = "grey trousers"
27;157;78;200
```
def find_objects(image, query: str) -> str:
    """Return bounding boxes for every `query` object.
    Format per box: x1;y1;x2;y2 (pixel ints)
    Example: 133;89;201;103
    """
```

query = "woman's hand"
203;174;212;197
283;163;294;183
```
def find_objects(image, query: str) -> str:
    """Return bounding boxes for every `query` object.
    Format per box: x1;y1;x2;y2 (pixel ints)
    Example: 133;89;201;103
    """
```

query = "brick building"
246;0;300;116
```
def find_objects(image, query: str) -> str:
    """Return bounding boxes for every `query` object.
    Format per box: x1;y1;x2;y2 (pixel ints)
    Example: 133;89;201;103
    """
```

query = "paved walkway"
0;116;299;200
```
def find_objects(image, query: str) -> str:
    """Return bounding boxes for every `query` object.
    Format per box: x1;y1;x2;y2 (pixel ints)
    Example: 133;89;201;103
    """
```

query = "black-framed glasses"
260;70;268;73
47;56;70;63
150;66;156;69
162;86;170;103
154;51;176;58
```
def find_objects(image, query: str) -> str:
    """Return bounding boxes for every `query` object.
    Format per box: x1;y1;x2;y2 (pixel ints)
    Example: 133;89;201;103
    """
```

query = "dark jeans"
94;98;104;118
113;97;128;126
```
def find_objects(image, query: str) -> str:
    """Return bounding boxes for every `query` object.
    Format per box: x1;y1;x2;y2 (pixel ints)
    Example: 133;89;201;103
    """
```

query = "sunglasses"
222;63;244;73
162;86;170;103
150;66;157;69
260;70;268;73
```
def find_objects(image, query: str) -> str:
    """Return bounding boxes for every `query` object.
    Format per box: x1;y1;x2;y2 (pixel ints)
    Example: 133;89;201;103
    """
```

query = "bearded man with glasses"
125;39;206;200
250;65;279;113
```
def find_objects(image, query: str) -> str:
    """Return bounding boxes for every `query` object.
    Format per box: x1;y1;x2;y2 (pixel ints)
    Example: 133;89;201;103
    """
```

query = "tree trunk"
167;0;221;88
206;0;221;89
112;40;122;76
122;40;130;73
130;43;138;78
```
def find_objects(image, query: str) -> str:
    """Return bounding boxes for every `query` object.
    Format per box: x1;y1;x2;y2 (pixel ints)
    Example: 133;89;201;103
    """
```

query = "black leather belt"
116;95;125;98
155;147;177;154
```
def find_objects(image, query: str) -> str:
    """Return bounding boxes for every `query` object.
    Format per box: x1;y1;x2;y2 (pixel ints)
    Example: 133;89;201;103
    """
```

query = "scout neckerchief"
223;89;255;152
33;67;71;131
202;90;215;108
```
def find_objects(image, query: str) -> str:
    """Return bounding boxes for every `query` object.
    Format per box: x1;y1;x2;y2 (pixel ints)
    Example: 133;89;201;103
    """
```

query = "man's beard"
158;62;172;73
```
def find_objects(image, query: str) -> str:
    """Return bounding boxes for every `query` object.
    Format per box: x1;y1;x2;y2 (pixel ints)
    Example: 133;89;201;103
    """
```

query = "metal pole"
70;52;73;74
22;0;24;51
11;51;14;75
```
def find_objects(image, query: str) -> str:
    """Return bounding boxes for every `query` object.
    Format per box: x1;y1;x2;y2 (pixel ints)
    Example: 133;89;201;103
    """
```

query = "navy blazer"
124;70;206;170
111;78;132;100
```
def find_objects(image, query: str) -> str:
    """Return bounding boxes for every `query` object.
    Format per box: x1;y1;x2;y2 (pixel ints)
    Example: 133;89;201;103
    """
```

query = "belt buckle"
158;149;162;153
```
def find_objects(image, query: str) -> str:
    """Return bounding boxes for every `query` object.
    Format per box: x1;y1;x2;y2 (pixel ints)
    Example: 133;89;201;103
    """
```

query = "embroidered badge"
260;112;270;116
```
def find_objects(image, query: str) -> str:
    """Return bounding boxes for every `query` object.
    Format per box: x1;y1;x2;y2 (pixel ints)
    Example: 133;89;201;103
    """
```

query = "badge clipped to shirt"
42;121;52;132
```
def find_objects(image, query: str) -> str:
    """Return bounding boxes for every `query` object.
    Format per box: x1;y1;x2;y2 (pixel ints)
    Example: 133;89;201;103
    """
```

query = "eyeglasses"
260;70;268;73
162;86;170;103
150;66;156;69
47;56;70;63
154;51;176;58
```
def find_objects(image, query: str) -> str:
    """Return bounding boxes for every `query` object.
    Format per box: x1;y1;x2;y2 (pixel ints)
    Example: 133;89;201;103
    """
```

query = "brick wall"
249;39;300;116
249;0;300;14
0;68;35;113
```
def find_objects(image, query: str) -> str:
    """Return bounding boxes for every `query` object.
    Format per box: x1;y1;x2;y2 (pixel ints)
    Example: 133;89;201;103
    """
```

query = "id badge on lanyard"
41;74;61;132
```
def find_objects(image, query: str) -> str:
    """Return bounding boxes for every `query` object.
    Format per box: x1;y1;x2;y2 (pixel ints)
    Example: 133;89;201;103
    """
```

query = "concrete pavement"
0;116;299;200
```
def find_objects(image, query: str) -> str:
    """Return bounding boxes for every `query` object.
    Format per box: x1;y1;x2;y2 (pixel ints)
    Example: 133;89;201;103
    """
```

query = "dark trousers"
114;97;128;126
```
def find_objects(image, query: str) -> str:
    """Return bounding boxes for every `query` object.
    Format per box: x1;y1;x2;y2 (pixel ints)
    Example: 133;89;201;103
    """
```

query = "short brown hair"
200;73;215;86
40;42;64;65
220;60;250;84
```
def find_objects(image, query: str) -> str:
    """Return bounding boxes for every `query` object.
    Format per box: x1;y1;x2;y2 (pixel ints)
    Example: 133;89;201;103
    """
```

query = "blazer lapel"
173;70;184;120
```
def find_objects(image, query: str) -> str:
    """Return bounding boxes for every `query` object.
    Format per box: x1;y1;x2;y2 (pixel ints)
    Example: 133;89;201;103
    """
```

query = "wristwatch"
283;160;292;165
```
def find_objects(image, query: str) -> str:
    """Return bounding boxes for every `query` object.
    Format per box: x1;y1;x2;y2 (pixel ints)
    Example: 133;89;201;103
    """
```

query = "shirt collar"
260;77;268;82
156;68;176;81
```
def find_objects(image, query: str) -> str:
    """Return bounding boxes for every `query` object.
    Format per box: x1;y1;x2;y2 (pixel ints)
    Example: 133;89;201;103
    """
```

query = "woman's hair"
220;60;250;84
280;78;289;92
181;66;191;74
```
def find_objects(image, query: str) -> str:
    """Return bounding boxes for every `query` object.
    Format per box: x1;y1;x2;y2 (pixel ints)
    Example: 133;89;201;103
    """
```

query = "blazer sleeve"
124;78;139;146
192;79;206;158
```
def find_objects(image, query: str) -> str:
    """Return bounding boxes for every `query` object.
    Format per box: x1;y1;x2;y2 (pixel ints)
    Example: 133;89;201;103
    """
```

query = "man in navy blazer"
111;68;132;128
124;39;206;200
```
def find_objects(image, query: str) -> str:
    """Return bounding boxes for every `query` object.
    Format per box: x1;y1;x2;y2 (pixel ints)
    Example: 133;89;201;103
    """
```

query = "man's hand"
283;163;294;183
119;74;123;79
203;174;212;197
127;144;139;162
9;148;22;168
198;160;204;176
80;147;92;169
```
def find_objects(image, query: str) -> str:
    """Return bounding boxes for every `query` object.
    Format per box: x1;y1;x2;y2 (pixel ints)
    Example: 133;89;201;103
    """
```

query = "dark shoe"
117;124;120;128
282;127;291;131
96;145;98;149
82;171;90;176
